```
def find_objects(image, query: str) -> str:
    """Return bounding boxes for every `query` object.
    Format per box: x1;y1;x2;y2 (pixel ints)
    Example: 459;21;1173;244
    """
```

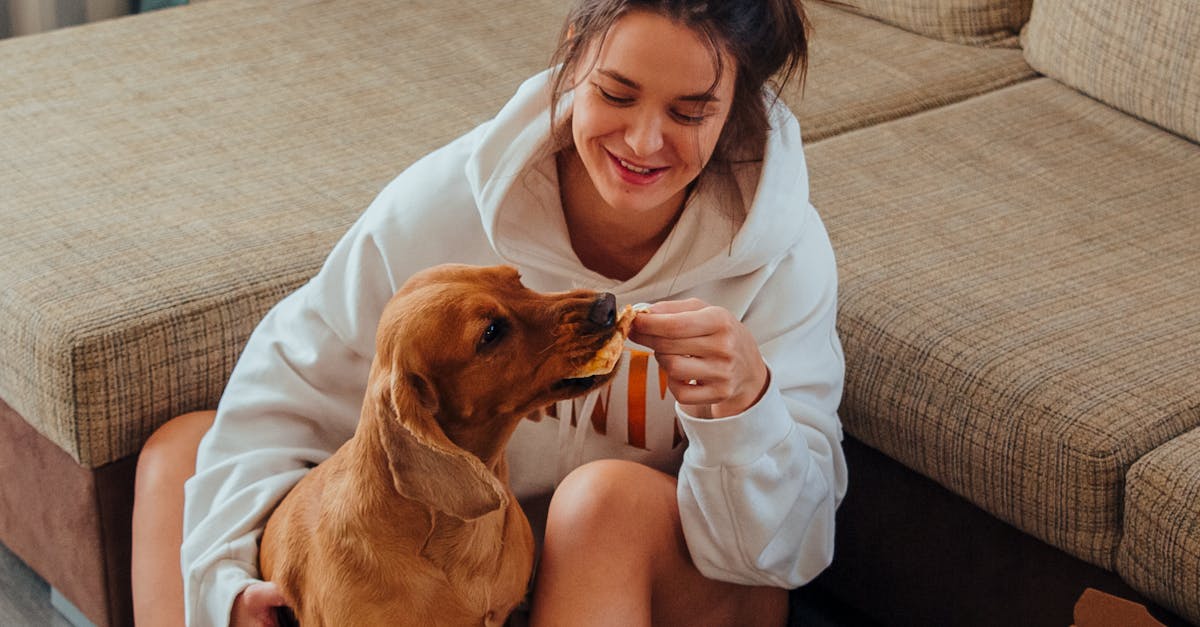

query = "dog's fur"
259;264;625;626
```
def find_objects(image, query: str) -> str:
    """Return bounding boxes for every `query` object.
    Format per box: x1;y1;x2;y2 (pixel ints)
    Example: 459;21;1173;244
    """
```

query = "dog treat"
572;304;640;377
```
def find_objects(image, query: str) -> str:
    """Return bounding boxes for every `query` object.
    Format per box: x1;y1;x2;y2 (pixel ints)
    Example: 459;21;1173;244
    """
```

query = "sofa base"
0;399;134;627
812;437;1189;626
2;395;1191;627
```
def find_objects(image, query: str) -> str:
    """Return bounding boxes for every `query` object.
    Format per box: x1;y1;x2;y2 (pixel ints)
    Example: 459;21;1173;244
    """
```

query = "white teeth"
619;158;652;174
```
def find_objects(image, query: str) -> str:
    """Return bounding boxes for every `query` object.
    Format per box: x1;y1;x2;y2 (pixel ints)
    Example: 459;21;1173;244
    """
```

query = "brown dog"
258;264;634;626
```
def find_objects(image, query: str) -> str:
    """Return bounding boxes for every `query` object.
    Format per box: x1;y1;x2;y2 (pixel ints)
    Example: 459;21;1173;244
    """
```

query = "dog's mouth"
553;304;640;392
553;375;601;392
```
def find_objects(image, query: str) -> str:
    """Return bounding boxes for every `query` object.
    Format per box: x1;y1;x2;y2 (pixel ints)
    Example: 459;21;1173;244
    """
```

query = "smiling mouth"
607;150;667;181
619;158;654;174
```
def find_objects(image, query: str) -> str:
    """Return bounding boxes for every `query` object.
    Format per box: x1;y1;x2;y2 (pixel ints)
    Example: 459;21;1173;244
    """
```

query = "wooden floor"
0;542;73;627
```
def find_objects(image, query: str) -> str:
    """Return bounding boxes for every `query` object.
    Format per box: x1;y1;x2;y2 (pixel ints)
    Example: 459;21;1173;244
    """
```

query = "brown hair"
548;0;810;165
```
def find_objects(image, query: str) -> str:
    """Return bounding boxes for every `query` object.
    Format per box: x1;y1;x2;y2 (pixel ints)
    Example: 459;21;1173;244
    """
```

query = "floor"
0;542;75;627
791;585;881;627
1;538;872;627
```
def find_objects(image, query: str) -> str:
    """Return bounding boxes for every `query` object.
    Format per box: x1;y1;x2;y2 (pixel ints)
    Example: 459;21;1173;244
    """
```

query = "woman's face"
569;10;736;218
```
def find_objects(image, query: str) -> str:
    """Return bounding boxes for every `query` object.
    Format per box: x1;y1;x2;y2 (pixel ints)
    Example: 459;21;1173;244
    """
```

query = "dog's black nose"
588;293;617;329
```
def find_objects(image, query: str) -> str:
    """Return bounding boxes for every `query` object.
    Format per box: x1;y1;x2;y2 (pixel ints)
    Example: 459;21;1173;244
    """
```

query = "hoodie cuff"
676;378;792;468
191;558;257;627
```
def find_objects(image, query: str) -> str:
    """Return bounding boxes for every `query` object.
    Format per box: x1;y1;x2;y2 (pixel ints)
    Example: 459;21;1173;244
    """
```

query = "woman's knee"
546;460;680;550
135;410;215;493
132;411;212;627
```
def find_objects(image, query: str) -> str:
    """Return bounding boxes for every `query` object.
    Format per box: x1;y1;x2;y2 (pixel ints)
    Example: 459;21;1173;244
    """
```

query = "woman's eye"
594;84;633;105
479;319;507;347
672;109;709;125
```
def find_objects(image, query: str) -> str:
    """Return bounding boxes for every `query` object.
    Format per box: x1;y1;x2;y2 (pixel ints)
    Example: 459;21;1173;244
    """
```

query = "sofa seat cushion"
0;0;567;467
805;77;1200;568
1118;429;1200;625
827;0;1031;46
0;0;1036;469
1021;0;1200;143
793;2;1034;142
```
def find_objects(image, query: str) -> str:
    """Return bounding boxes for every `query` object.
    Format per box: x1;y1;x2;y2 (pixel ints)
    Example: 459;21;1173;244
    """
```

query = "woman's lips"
606;150;667;185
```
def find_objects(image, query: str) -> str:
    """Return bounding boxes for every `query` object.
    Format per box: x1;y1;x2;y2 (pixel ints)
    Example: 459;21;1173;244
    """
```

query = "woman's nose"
625;110;664;157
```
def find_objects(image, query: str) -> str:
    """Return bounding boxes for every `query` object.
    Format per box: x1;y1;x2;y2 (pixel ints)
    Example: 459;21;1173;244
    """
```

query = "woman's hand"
629;299;769;419
231;581;291;627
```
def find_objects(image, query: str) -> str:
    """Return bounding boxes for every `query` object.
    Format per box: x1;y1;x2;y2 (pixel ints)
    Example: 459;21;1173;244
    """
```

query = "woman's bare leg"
529;459;788;627
131;410;215;626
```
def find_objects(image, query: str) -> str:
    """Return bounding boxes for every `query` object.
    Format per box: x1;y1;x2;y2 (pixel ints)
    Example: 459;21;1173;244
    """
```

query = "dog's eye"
479;319;508;348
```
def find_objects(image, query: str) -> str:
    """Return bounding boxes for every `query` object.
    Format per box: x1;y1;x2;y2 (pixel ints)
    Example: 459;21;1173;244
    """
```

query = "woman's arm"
637;212;847;588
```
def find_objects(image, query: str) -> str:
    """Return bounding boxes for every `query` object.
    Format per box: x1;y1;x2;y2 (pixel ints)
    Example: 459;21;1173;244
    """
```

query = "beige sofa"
0;1;1196;625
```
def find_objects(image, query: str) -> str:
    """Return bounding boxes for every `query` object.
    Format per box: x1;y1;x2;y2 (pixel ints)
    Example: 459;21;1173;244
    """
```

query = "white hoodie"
181;68;847;626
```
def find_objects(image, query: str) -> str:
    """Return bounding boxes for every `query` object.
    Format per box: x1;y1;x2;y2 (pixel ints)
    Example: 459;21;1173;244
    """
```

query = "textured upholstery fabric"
815;438;1168;627
805;78;1200;568
792;2;1034;142
0;0;567;467
3;2;1198;625
828;0;1031;46
1119;429;1200;625
0;0;1037;468
1021;0;1200;144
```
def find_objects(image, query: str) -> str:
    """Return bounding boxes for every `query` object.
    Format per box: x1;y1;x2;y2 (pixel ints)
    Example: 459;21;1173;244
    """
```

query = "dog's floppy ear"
372;366;508;521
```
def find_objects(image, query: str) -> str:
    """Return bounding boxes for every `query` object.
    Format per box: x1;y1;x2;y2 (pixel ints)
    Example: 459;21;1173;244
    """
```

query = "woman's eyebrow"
595;68;721;103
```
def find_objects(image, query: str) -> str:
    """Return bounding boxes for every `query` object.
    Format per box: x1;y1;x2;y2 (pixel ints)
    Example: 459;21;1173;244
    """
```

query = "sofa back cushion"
806;76;1200;570
0;0;569;467
1021;0;1200;143
831;0;1032;46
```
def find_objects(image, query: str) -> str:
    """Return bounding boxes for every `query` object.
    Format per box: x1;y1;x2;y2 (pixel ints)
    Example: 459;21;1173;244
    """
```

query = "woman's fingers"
231;581;290;627
630;299;768;418
632;300;721;342
653;353;705;384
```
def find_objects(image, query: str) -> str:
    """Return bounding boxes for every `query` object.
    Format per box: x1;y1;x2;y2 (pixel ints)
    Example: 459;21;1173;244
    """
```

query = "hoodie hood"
465;68;814;299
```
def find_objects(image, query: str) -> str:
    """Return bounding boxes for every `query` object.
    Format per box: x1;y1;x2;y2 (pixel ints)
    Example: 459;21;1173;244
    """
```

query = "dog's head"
369;264;631;519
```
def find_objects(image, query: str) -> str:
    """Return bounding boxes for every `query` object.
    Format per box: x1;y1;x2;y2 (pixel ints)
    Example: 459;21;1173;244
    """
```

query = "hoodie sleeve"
675;208;847;589
180;197;399;625
179;113;504;625
171;66;582;623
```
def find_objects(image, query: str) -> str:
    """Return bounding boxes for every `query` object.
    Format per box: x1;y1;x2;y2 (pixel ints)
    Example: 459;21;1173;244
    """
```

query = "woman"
132;1;847;625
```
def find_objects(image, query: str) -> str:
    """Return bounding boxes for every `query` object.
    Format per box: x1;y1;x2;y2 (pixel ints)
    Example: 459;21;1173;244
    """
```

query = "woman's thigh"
531;459;787;627
131;410;215;626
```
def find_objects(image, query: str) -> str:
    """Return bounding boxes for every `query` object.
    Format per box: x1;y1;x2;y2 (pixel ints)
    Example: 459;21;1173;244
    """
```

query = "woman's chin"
596;179;690;217
599;193;672;217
